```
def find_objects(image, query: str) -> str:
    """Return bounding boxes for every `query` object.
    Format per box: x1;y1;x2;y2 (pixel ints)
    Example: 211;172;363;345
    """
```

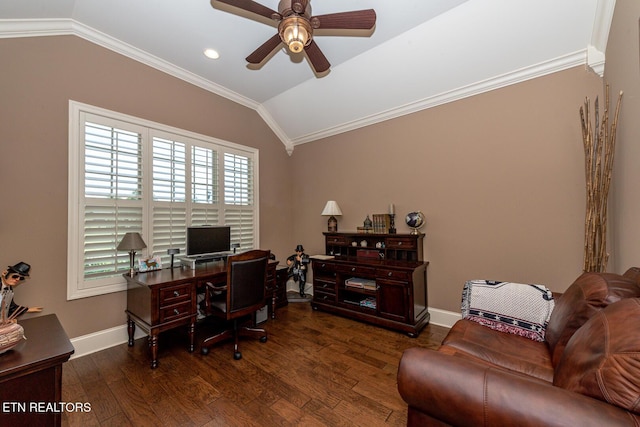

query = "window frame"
67;100;260;300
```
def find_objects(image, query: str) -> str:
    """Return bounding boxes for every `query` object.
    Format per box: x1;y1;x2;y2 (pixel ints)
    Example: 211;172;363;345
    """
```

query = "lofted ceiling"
0;0;613;153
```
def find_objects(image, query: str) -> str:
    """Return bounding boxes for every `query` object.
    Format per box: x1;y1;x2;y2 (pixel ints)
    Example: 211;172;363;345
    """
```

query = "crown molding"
288;50;587;146
0;18;296;150
0;18;600;151
1;20;269;112
255;104;295;155
587;0;616;77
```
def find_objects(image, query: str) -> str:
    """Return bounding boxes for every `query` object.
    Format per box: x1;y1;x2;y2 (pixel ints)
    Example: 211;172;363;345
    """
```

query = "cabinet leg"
271;294;277;319
127;317;135;347
188;321;195;353
149;334;159;369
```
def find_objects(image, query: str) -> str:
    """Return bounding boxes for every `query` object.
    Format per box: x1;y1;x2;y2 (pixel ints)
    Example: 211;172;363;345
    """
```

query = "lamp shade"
321;201;342;216
117;232;147;251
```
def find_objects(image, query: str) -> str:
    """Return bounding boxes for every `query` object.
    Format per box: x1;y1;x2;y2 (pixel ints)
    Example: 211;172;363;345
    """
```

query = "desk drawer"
314;280;336;295
386;238;417;250
159;301;192;323
376;268;411;282
337;264;376;278
312;260;336;273
326;235;349;246
314;289;336;303
159;283;192;307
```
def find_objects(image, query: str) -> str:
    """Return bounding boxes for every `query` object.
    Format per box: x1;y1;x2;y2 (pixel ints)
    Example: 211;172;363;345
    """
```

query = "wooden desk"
0;314;74;427
269;265;289;318
125;260;278;368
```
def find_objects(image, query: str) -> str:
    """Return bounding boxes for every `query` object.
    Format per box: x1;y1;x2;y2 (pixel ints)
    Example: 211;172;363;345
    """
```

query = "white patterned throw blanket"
461;280;555;342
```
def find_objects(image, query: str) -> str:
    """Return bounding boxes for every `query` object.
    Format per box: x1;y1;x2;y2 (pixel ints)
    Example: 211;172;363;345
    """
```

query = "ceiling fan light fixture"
279;16;312;54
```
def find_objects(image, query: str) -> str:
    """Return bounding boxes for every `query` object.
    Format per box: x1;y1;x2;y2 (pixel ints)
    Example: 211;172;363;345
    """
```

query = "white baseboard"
428;307;461;329
69;306;460;359
69;323;146;360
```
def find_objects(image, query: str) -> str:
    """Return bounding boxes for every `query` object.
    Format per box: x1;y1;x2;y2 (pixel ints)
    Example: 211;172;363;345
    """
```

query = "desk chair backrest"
226;249;270;319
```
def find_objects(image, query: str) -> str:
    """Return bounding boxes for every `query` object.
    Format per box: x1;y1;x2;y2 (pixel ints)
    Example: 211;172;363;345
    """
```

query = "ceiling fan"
212;0;376;74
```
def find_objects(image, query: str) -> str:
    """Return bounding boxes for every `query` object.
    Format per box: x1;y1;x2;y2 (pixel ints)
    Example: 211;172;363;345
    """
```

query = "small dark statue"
287;245;310;297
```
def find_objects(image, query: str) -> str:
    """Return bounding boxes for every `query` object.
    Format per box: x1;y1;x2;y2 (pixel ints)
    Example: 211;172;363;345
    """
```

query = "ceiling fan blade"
304;40;330;73
246;34;283;64
312;9;376;30
214;0;280;20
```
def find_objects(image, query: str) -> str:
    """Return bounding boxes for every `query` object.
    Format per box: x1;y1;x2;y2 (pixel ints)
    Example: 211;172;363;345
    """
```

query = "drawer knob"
388;272;392;277
173;309;180;315
173;290;180;297
321;263;326;268
398;242;403;246
351;267;356;272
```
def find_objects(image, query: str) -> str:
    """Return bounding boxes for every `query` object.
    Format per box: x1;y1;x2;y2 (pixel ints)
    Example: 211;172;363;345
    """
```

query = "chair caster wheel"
201;347;209;355
234;351;242;360
260;336;267;343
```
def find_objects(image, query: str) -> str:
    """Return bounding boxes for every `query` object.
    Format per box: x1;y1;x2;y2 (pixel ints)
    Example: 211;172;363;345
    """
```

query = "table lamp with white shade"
321;200;343;232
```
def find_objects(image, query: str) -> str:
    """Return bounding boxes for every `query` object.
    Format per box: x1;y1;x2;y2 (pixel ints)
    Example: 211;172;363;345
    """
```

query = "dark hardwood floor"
62;303;448;427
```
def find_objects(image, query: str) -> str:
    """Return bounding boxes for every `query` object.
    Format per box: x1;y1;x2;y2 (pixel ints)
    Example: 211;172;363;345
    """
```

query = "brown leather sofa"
397;268;640;427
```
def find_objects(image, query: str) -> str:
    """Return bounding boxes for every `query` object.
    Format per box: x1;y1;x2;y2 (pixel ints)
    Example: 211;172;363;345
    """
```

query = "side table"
0;314;75;427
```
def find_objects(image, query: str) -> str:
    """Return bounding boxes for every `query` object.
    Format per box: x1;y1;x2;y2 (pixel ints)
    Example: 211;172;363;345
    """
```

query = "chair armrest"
397;348;637;427
205;282;227;292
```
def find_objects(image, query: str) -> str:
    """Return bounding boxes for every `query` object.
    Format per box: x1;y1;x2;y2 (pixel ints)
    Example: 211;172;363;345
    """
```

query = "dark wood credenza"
311;232;429;337
0;314;74;427
124;259;282;368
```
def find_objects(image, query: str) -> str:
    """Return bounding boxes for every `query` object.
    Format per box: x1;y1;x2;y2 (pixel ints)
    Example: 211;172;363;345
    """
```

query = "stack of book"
359;297;376;309
372;214;391;233
345;277;376;290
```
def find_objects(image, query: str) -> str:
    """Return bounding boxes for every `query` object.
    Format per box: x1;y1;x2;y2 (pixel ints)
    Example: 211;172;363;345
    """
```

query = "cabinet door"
376;279;408;323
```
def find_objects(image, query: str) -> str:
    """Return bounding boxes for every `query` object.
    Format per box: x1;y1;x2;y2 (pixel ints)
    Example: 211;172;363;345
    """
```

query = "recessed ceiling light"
204;49;220;59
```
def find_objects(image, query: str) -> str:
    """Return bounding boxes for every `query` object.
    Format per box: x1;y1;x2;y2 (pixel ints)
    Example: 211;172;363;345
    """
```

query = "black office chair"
200;249;270;360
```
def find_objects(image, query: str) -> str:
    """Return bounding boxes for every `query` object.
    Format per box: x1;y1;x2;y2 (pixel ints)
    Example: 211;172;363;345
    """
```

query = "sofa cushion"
545;272;640;367
439;319;554;382
461;280;555;341
553;298;640;414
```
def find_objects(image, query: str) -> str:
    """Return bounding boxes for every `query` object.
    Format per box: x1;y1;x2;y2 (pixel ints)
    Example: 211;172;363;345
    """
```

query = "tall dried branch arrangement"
579;85;623;272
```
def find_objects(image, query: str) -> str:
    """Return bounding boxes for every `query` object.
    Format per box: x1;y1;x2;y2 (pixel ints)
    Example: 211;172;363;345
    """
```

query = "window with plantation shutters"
224;153;255;251
68;101;259;300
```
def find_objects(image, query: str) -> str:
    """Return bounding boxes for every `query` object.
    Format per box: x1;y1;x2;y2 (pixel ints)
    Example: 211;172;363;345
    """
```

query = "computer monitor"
186;226;231;256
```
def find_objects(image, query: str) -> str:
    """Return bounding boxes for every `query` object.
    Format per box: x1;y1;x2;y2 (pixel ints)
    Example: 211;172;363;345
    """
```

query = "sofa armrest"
397;348;638;427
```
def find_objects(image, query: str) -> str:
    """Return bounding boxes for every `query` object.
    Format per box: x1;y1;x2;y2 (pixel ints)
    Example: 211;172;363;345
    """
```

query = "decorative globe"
405;211;425;235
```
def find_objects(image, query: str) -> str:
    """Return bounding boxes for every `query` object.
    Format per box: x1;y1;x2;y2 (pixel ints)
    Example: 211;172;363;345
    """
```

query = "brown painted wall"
606;0;640;274
0;36;293;337
3;24;628;335
290;66;603;312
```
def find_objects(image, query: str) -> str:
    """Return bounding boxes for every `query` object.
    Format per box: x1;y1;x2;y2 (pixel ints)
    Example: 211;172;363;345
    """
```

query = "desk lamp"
117;232;147;276
167;248;180;269
321;200;342;232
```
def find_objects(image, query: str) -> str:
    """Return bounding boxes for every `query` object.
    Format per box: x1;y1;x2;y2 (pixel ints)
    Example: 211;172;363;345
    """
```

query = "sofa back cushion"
553;298;640;414
545;272;640;367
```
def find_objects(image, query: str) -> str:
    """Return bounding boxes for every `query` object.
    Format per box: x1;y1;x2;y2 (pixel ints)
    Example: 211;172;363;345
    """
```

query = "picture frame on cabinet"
139;256;162;272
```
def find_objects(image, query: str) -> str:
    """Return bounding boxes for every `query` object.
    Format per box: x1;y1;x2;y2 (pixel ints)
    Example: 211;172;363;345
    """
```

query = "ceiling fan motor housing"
278;0;311;18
